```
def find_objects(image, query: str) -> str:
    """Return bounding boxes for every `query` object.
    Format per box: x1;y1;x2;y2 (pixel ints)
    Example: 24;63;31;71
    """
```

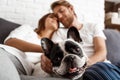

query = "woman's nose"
58;13;62;19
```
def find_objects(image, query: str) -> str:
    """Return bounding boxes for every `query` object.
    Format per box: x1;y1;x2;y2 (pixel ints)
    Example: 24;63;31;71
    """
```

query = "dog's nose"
64;55;77;69
64;55;75;62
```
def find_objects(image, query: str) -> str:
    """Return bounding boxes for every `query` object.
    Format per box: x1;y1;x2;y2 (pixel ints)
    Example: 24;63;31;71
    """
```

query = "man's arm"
87;37;107;66
4;38;43;52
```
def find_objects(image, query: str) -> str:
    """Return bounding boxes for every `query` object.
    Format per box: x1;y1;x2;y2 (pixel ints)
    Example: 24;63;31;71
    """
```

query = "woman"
1;13;59;79
4;13;59;52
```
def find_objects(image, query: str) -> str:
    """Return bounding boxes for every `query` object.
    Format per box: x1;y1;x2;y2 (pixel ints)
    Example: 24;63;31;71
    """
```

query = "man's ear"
69;5;75;13
69;5;73;10
41;38;54;58
67;26;82;43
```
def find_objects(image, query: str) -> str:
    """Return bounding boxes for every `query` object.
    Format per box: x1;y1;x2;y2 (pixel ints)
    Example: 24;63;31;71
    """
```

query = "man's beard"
62;16;74;28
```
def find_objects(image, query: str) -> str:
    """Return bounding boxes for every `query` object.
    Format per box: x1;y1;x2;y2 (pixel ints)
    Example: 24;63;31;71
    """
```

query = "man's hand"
41;55;53;73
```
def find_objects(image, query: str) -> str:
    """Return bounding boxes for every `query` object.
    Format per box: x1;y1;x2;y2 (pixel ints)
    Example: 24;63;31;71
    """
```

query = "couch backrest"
104;29;120;66
0;18;20;44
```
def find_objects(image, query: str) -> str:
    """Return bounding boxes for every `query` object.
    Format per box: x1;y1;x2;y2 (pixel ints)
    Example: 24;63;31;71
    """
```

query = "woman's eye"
49;15;54;18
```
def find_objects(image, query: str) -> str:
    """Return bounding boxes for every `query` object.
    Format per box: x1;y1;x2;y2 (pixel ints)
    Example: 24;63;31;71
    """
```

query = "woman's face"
45;14;58;31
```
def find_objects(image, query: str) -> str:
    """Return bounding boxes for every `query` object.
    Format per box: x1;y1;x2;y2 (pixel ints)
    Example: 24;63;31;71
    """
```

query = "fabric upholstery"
0;18;20;44
104;29;120;66
0;48;20;80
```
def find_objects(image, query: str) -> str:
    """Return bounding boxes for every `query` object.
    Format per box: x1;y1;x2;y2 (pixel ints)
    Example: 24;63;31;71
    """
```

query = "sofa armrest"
0;48;20;80
104;29;120;66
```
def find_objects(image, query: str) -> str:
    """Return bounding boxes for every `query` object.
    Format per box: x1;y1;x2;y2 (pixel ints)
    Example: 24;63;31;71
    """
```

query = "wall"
106;0;120;3
0;0;104;28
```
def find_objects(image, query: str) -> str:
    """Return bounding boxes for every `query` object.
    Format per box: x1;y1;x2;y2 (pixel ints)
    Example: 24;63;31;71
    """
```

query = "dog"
41;27;88;80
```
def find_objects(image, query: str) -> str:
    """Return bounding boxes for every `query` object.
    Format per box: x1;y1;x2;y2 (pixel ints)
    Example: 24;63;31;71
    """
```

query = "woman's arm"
87;37;107;66
4;38;43;52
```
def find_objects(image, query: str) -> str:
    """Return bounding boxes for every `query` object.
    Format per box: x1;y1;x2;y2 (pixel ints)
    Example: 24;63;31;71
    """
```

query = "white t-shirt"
52;23;106;57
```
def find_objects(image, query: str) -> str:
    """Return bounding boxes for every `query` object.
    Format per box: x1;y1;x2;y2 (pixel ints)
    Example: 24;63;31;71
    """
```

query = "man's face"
53;5;74;28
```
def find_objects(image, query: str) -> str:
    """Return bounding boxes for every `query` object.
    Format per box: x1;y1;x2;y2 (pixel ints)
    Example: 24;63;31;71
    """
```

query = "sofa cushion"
0;48;20;80
0;18;20;44
104;29;120;66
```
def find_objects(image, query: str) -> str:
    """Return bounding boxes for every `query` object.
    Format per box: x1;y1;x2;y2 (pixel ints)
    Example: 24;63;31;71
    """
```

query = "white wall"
0;0;105;28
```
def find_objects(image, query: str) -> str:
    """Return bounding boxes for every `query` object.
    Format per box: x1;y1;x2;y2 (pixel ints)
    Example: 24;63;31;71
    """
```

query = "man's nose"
53;17;57;20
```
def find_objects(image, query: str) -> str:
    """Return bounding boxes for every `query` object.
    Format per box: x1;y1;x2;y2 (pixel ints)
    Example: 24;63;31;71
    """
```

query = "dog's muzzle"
53;54;87;79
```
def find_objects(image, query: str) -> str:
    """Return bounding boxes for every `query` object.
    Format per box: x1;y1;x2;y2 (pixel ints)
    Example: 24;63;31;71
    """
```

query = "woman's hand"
41;54;53;73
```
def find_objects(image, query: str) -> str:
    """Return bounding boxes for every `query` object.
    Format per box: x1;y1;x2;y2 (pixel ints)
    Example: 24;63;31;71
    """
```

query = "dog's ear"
67;26;82;43
41;38;54;58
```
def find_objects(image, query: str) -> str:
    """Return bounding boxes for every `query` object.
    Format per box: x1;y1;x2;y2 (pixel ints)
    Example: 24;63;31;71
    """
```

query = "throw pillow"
104;29;120;66
0;18;20;44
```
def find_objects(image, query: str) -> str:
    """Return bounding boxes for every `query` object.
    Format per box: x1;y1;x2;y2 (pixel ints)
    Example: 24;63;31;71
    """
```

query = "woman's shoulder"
9;24;35;35
14;24;34;31
4;24;35;43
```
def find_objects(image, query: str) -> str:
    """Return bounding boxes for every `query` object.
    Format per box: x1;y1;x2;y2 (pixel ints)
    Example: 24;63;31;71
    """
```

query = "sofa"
0;18;120;80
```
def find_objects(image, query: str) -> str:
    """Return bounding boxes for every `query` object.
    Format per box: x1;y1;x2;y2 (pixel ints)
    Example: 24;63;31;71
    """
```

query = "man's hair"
51;0;73;10
51;0;76;16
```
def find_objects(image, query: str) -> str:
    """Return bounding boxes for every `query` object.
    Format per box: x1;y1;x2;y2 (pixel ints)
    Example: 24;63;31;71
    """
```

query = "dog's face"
41;27;88;79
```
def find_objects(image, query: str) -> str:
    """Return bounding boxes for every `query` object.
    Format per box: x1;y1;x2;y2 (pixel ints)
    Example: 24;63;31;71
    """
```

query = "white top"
52;23;106;57
0;44;34;75
4;24;41;45
1;24;42;75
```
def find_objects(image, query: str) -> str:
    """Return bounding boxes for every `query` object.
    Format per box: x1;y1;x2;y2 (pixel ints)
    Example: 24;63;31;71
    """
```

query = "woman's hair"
35;13;59;34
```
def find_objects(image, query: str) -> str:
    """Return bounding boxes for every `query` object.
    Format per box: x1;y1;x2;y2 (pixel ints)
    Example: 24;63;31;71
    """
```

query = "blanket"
0;44;42;76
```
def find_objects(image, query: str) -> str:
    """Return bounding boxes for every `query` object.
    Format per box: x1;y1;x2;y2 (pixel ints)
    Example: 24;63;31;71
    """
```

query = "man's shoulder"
83;22;96;27
83;22;99;30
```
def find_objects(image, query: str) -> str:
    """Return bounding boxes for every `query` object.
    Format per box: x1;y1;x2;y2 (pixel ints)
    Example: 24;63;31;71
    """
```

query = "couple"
3;0;120;80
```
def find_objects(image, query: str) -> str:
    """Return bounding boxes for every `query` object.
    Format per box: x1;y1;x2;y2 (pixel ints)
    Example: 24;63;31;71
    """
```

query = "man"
41;0;120;80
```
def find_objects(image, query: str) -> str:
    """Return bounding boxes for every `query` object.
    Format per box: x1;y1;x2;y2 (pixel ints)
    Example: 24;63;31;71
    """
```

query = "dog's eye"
71;47;80;52
76;47;81;52
72;47;80;53
72;47;83;56
55;57;60;61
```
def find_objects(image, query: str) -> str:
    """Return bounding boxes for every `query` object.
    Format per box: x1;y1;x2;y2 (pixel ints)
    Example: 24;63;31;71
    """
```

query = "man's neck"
70;17;83;30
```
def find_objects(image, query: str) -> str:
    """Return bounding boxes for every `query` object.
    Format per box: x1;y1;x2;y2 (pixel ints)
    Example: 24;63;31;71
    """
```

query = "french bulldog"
41;27;88;80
